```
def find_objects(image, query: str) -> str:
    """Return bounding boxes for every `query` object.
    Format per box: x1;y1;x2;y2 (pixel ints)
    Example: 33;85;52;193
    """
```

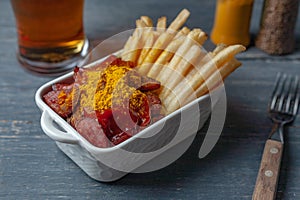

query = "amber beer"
11;0;88;75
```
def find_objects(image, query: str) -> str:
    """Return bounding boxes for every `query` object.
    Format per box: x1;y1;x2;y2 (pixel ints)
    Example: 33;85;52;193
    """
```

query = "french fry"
141;16;153;27
184;58;241;105
122;9;246;115
138;9;190;75
159;45;204;100
167;9;190;32
185;52;213;80
122;36;133;59
156;16;167;32
161;76;195;114
164;45;245;113
137;30;155;66
174;26;190;39
136;17;156;65
212;43;227;56
196;58;241;97
136;19;147;28
147;34;186;78
180;27;190;35
191;45;244;89
196;31;208;45
205;44;245;72
138;31;175;75
160;49;212;99
156;29;205;84
122;19;146;62
146;27;191;79
121;29;143;64
186;43;227;79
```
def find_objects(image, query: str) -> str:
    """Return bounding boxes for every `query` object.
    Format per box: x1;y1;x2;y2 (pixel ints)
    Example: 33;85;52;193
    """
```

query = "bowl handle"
41;111;79;144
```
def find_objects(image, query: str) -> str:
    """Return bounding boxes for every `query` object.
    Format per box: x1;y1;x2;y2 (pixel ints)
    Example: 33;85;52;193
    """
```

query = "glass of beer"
10;0;89;76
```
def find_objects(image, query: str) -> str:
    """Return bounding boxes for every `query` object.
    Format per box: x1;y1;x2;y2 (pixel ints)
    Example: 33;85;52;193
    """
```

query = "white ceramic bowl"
35;55;222;182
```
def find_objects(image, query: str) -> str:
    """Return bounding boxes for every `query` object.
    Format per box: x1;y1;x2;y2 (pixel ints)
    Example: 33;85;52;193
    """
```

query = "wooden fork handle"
252;139;283;200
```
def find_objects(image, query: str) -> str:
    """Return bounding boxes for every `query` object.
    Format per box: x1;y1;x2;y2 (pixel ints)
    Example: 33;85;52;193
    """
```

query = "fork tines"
270;73;300;115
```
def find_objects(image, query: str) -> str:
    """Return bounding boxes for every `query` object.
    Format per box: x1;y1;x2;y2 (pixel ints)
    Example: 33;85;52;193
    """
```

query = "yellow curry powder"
58;90;67;105
57;89;73;110
76;64;145;113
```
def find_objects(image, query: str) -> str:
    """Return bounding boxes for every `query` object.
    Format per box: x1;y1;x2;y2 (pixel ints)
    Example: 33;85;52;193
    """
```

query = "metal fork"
253;73;300;200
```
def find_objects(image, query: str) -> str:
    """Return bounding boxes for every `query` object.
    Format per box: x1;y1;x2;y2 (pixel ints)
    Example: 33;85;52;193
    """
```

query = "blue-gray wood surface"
1;0;300;199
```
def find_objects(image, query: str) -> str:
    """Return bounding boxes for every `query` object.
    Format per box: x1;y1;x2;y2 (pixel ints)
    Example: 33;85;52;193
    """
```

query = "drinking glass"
11;0;89;75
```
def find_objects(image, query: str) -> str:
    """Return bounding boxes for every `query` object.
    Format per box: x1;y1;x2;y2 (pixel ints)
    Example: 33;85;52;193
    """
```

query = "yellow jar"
211;0;254;47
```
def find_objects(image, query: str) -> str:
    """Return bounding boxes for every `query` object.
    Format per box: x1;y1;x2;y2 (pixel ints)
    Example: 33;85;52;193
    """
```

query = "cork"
255;0;299;55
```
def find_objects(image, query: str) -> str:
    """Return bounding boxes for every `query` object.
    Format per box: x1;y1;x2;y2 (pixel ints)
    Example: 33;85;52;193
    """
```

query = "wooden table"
1;0;300;199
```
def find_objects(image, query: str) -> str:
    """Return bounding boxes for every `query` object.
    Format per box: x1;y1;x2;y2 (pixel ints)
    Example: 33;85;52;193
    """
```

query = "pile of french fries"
121;9;246;114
